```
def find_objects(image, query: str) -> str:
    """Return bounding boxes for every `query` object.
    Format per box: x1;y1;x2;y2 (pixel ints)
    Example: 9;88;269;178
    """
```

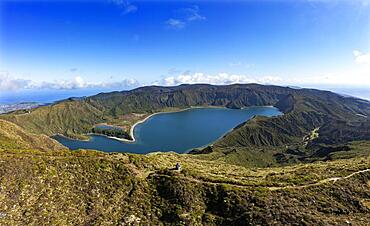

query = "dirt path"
152;168;370;191
269;168;370;191
2;151;369;191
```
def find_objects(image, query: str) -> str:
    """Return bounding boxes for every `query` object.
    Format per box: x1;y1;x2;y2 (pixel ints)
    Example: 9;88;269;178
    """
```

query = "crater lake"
54;106;282;154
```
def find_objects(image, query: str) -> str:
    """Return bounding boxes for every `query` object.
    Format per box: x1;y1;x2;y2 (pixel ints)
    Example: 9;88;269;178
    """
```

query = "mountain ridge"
0;84;369;224
1;83;369;166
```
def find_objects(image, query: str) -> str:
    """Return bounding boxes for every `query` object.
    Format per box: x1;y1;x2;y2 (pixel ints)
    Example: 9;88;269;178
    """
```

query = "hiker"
175;163;181;170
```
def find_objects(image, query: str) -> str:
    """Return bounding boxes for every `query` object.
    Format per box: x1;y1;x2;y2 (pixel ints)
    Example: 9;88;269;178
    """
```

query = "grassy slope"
0;137;369;224
0;100;104;139
0;119;369;225
195;91;370;167
0;119;66;152
214;91;370;148
1;84;289;138
2;84;370;168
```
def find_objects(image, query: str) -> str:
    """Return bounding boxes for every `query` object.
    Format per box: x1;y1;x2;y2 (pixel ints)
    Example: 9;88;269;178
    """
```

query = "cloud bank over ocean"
0;74;139;92
2;71;370;103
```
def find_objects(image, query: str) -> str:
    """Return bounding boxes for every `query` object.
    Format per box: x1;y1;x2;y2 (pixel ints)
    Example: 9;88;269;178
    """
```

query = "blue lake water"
54;106;282;154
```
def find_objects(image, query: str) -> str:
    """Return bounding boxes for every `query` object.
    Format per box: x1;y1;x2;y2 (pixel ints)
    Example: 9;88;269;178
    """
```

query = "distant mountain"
0;116;369;225
286;85;302;89
1;83;369;166
0;84;369;225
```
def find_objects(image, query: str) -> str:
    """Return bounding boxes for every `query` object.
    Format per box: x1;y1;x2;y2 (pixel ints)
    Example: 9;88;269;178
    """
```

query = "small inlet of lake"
54;106;282;154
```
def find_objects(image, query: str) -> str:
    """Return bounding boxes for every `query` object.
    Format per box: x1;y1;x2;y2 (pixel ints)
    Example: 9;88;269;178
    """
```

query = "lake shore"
126;105;277;143
127;106;225;143
54;105;279;145
53;106;220;144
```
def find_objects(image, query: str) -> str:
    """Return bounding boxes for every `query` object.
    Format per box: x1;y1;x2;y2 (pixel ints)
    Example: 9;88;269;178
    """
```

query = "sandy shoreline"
54;105;278;144
126;105;277;143
54;107;206;143
127;106;218;142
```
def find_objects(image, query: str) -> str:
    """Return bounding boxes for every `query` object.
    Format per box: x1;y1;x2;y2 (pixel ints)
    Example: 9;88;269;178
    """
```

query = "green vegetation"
0;100;104;139
0;119;369;225
91;126;131;140
0;119;66;152
0;84;369;224
2;84;369;167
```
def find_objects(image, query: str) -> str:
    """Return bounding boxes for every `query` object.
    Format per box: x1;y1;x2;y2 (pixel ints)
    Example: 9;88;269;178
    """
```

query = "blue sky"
1;0;370;101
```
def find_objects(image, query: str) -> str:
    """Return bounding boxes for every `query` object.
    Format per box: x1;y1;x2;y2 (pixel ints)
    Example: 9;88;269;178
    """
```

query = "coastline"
53;133;134;143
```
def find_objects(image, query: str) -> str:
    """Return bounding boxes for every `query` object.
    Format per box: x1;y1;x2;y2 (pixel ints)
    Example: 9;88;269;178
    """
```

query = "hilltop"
2;84;369;167
0;119;369;225
0;84;369;224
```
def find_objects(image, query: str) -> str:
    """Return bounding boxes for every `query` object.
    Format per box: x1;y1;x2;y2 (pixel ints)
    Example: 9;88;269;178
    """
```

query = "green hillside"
1;82;369;170
3;84;369;137
0;119;66;151
201;90;370;166
3;84;368;167
0;84;369;224
0;100;104;139
0;120;369;225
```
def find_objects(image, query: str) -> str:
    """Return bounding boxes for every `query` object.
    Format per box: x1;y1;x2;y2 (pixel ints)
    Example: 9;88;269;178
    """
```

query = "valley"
2;84;369;166
0;84;369;225
54;106;281;153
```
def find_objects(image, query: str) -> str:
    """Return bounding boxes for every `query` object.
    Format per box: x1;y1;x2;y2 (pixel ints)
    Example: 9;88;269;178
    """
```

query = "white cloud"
2;71;369;93
228;61;243;67
111;0;137;14
153;72;282;86
228;61;254;68
182;5;206;22
104;78;140;89
165;19;186;29
0;73;32;91
37;76;140;90
153;67;370;88
353;49;370;64
0;74;140;92
36;76;87;90
166;5;205;29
